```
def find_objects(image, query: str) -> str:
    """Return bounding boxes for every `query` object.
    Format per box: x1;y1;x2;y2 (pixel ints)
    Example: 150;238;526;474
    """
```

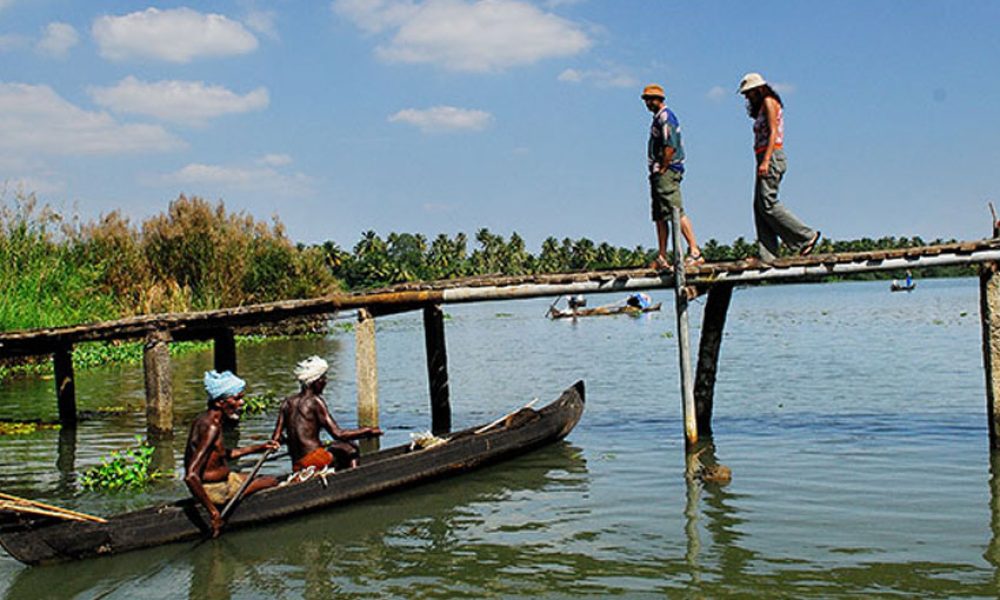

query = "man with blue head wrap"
184;370;280;537
270;356;382;472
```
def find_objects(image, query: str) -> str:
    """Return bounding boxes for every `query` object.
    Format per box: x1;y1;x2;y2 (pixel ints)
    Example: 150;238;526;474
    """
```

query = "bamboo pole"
355;309;379;453
670;208;698;448
0;492;107;523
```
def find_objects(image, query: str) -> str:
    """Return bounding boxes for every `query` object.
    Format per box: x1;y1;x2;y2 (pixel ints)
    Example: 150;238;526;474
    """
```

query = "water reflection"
986;451;1000;589
54;425;76;496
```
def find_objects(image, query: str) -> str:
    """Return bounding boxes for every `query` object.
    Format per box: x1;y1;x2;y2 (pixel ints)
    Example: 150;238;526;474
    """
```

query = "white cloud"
0;34;29;52
161;161;314;196
257;153;292;166
0;0;14;11
389;106;493;133
243;9;279;39
333;0;592;72
36;22;79;58
706;85;727;101
557;66;636;88
88;77;269;125
92;7;258;63
4;176;64;195
0;82;182;156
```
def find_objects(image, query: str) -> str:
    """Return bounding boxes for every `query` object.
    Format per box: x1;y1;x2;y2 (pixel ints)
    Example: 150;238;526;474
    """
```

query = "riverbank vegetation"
1;192;975;332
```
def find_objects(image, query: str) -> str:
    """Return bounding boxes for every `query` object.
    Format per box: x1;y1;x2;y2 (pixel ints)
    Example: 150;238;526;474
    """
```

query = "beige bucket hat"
737;72;767;94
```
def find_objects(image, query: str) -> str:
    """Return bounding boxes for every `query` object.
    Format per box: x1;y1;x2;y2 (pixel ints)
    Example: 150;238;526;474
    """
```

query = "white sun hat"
737;72;767;94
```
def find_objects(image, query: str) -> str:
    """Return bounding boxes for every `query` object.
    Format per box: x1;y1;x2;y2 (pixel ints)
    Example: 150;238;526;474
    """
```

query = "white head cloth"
295;356;329;386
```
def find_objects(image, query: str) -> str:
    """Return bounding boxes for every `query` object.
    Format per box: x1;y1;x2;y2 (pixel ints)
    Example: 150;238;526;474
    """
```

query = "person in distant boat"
905;270;913;287
184;370;280;538
626;292;652;309
641;83;704;271
271;356;382;473
738;72;820;264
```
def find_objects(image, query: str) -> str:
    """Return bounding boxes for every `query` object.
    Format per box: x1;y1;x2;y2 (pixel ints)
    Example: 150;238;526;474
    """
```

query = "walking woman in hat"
738;72;820;263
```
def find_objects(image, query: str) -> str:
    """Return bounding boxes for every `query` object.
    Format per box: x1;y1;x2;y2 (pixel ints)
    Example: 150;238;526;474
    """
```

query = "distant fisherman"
184;370;279;538
271;356;382;472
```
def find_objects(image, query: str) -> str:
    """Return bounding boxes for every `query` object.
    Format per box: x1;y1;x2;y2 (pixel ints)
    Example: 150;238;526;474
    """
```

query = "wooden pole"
670;208;698;448
981;262;1000;449
213;328;237;374
694;283;734;437
143;330;174;437
53;343;76;426
355;309;379;453
423;305;452;435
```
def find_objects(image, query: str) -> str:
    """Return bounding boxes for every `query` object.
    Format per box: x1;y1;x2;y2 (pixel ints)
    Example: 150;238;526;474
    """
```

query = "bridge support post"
694;283;734;437
981;263;1000;448
144;330;174;437
423;305;451;435
214;328;237;374
670;208;698;449
355;309;379;452
53;344;76;426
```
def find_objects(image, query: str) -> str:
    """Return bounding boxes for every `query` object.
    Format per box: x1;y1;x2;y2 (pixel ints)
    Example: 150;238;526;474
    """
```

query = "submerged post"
694;283;734;437
53;344;76;426
355;308;379;452
423;304;451;435
670;207;698;448
214;328;237;374
143;330;173;437
981;262;1000;448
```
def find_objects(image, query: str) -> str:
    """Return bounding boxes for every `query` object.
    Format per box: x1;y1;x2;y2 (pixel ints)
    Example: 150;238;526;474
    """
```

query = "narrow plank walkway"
2;238;997;358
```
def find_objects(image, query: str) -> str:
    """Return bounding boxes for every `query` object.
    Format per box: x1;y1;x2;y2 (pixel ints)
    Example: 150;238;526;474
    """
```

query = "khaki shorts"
650;170;684;222
203;471;247;505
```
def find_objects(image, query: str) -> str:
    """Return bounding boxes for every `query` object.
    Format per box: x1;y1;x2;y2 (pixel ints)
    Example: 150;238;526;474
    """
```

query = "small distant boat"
890;280;916;292
547;293;661;319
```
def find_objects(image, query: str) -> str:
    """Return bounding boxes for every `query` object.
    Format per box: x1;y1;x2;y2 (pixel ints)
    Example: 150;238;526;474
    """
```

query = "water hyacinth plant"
79;436;167;492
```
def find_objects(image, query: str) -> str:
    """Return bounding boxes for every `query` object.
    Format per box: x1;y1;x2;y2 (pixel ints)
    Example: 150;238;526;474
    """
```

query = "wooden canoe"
548;303;661;319
0;381;585;565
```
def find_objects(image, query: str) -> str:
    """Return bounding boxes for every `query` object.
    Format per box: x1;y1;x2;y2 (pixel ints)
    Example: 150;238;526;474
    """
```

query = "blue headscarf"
204;370;246;401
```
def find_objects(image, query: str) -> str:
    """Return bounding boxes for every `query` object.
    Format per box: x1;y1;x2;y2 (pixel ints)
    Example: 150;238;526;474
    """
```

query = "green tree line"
0;192;975;332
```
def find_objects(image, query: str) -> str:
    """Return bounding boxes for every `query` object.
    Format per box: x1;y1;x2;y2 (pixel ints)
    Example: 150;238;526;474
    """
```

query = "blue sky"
1;1;998;251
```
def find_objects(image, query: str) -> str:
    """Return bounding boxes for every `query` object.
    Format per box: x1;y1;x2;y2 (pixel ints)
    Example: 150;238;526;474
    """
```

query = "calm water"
1;278;998;598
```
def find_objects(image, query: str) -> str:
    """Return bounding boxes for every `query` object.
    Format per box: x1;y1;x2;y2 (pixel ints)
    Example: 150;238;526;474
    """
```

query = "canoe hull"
0;381;585;565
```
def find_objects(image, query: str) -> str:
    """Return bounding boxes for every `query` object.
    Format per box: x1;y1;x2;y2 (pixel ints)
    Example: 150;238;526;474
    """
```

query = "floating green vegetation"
0;421;61;436
333;321;354;333
494;312;514;318
661;331;674;339
79;436;168;492
94;405;129;416
243;390;281;416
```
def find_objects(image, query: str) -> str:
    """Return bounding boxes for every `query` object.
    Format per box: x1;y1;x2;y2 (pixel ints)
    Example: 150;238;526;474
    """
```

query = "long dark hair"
746;84;783;118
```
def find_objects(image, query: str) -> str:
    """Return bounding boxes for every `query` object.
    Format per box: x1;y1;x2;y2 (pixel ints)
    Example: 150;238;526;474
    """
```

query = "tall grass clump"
0;192;118;330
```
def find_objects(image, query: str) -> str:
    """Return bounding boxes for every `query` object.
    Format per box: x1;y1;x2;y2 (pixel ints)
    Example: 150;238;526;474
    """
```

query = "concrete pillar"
694;284;734;437
53;343;76;426
981;263;1000;448
213;328;237;374
355;309;379;452
423;305;451;435
144;330;174;437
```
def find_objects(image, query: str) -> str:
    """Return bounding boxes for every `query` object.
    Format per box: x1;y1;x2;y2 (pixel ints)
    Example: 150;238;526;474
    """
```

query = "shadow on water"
4;442;589;599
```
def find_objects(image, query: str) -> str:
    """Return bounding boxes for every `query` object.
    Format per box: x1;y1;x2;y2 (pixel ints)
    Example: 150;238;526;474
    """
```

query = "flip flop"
685;253;705;267
648;256;673;271
800;231;821;256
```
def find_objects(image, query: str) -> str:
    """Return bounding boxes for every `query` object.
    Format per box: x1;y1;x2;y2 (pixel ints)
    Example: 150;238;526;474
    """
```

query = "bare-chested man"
271;356;382;472
184;370;279;537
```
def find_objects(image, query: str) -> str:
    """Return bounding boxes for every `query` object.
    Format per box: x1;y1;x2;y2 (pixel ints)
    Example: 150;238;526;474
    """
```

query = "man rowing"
271;356;382;472
184;370;279;538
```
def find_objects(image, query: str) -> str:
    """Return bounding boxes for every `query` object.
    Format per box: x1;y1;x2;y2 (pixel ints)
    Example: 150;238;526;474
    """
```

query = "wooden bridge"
4;236;1000;449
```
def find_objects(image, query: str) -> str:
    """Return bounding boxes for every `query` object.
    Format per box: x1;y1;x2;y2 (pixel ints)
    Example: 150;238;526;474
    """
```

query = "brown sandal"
800;231;821;256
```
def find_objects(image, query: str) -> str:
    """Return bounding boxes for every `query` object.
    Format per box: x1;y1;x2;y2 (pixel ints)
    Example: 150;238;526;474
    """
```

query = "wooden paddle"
0;492;107;523
219;448;273;521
